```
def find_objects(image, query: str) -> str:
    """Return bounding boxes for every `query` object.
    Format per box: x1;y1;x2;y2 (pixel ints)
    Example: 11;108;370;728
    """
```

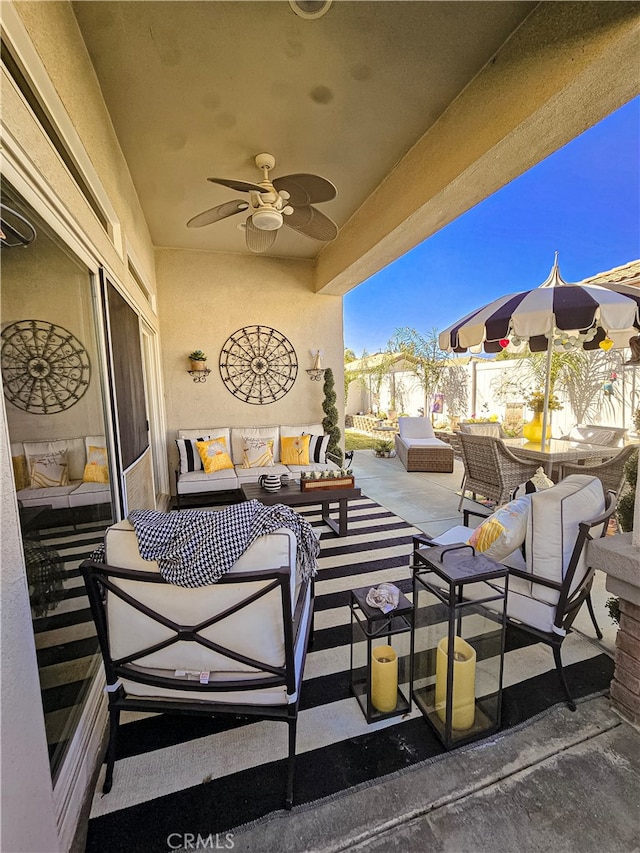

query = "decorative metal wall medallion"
1;319;91;413
219;325;298;404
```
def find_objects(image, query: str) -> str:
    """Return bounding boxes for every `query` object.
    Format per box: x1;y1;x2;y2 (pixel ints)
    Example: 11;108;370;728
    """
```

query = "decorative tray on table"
300;469;355;491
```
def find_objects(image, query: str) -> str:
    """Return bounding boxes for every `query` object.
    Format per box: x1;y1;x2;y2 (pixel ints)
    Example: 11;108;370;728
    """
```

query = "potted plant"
522;389;562;443
188;350;208;371
374;438;394;458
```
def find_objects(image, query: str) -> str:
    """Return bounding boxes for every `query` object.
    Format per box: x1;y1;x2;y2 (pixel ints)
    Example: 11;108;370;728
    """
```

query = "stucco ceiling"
72;1;536;261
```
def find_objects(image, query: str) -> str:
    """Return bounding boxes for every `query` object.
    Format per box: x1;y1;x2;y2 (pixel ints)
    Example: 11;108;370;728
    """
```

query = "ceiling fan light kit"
289;0;332;20
252;208;283;231
188;152;338;253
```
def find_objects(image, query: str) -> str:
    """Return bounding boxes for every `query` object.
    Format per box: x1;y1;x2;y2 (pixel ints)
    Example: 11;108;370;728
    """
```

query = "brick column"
587;529;640;728
610;599;640;726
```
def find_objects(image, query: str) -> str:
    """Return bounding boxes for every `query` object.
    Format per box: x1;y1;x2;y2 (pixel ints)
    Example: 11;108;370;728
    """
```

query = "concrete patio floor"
229;449;639;853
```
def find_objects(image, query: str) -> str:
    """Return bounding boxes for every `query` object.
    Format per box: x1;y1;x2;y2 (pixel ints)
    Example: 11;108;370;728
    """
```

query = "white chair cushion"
525;474;604;605
104;521;297;678
398;417;435;440
397;437;448;448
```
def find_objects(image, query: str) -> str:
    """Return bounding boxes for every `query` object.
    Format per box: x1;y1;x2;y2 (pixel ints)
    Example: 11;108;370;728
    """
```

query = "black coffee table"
240;481;362;537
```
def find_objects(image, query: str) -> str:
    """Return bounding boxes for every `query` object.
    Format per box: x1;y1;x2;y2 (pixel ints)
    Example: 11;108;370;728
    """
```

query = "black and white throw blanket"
127;500;319;587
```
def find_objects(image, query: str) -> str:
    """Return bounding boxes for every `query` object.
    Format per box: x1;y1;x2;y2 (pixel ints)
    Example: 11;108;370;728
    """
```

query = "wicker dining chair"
458;421;507;438
457;433;540;511
559;445;637;497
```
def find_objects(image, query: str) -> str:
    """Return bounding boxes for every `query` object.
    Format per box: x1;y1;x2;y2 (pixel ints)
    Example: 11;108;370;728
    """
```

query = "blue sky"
344;96;640;356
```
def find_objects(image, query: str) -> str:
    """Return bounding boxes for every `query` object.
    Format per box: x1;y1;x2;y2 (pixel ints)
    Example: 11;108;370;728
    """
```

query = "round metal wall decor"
1;319;91;413
219;325;298;404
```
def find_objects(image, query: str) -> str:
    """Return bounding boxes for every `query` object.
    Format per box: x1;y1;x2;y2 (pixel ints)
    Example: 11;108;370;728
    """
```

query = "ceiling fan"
187;153;338;253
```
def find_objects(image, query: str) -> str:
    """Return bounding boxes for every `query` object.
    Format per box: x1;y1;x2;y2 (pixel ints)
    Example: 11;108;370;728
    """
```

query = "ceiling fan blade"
284;205;338;242
186;200;249;228
273;174;337;206
207;177;268;194
245;216;278;253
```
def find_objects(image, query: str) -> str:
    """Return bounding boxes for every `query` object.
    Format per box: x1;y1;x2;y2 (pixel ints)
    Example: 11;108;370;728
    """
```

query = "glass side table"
349;585;414;723
412;542;508;749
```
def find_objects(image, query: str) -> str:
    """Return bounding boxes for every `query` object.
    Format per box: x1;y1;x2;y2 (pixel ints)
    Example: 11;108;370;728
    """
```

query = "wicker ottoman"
395;435;454;472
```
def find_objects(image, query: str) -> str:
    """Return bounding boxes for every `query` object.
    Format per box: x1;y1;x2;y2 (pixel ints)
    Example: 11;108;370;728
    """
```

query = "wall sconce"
306;349;326;381
188;367;211;383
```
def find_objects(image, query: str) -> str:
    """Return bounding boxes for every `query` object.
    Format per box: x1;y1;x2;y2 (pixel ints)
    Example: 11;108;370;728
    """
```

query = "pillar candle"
371;645;398;713
435;636;476;730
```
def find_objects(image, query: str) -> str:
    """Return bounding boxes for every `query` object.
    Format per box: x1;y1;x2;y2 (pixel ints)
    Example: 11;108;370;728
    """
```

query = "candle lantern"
349;585;414;723
412;541;508;749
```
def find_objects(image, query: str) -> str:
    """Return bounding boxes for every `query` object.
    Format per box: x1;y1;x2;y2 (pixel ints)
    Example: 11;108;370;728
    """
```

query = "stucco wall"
155;247;344;488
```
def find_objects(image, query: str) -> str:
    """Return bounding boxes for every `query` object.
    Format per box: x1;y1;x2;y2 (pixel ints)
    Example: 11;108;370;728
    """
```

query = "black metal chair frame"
411;490;617;711
81;558;313;808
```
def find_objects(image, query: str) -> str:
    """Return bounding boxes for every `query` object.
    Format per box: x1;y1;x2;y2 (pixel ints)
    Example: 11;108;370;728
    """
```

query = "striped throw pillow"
176;437;210;474
305;433;330;465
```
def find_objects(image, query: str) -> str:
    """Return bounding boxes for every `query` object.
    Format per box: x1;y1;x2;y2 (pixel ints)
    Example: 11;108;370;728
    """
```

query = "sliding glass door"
0;185;115;781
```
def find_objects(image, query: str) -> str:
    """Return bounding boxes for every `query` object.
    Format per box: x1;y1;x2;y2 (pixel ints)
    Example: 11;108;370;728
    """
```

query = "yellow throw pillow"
12;455;30;490
83;446;109;484
30;452;69;489
281;434;311;466
467;495;531;560
196;437;234;473
241;437;274;469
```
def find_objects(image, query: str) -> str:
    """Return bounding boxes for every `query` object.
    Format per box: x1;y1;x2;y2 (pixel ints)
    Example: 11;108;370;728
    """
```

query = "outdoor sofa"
175;422;340;507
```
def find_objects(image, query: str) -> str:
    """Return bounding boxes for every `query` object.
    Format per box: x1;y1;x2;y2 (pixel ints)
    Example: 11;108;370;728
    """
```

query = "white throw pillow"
241;437;275;468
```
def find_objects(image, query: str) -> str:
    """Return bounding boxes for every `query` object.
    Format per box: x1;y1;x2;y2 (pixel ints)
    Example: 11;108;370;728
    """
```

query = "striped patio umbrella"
439;255;640;444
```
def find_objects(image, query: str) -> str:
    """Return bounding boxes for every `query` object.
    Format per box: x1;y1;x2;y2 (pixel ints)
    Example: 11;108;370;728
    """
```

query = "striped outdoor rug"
85;497;613;853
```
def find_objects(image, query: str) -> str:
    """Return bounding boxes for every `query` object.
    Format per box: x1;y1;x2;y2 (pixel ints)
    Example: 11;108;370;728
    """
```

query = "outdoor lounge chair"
81;519;313;808
414;474;616;710
457;432;540;511
560;445;637;497
395;417;454;472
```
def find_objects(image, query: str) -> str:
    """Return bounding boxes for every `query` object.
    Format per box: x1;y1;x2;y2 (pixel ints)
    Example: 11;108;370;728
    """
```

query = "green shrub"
617;451;637;533
322;368;343;465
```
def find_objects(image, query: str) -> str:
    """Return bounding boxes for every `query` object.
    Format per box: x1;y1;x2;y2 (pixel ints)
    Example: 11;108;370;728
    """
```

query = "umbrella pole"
541;334;553;448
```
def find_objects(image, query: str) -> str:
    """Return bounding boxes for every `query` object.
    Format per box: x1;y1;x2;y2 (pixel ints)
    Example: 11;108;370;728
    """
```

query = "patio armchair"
560;424;627;447
395;417;454;472
414;474;616;710
560;445;637;497
81;519;313;808
457;432;540;511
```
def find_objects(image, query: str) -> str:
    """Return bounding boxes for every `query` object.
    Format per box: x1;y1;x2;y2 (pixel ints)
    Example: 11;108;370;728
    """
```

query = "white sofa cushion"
235;464;289;481
17;483;79;509
179;427;230;445
24;437;86;481
68;481;111;507
398;417;435;440
177;468;238;494
281;423;323;436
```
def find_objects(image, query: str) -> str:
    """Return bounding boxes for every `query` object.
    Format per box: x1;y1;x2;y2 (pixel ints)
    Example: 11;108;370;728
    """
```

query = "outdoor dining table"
503;437;620;476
